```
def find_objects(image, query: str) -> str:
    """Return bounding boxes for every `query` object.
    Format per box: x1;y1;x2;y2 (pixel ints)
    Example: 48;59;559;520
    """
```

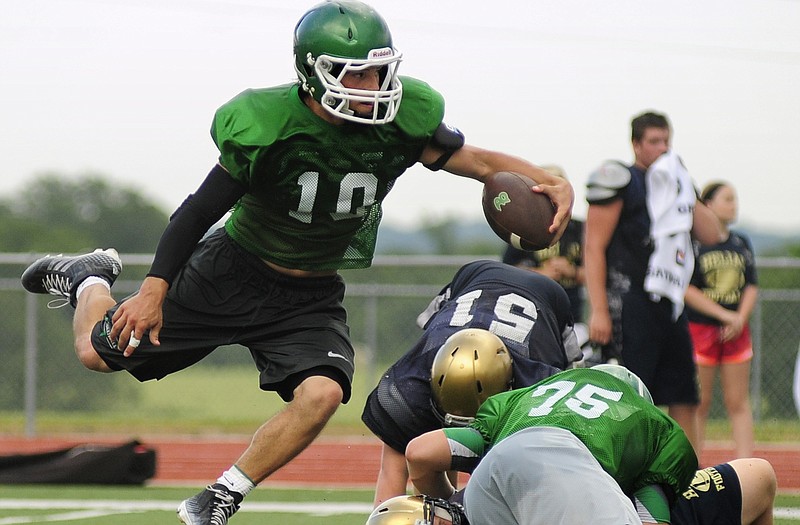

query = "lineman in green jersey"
20;1;573;525
406;365;698;525
367;457;778;525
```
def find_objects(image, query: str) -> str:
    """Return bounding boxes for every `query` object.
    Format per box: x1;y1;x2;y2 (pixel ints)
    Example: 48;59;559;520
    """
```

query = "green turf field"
1;484;800;524
3;365;800;439
0;484;373;524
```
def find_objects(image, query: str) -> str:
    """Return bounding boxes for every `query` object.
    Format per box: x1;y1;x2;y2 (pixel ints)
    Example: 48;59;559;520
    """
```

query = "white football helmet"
592;363;653;404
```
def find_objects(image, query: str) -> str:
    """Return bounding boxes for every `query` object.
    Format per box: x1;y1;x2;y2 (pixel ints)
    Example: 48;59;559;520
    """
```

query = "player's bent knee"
74;337;113;373
754;458;778;495
738;458;777;485
79;351;112;373
732;458;777;499
295;375;344;415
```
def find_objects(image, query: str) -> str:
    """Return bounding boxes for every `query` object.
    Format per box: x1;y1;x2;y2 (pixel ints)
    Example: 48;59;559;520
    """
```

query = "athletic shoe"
177;483;242;525
20;248;122;307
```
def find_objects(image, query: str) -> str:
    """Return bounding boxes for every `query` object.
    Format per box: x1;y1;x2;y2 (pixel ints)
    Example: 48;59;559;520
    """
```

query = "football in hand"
482;171;557;251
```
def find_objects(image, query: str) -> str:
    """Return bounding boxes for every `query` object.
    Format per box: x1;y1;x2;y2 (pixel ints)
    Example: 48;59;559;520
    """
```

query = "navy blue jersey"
687;231;758;325
361;260;580;453
594;165;653;292
502;218;585;321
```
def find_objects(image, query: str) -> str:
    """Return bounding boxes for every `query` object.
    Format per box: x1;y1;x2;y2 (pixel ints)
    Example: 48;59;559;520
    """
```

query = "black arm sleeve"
147;164;247;285
423;122;465;171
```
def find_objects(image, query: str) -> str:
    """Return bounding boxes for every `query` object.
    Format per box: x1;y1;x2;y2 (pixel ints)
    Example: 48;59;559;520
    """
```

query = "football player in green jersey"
372;360;776;525
20;1;573;524
406;365;698;525
368;456;777;525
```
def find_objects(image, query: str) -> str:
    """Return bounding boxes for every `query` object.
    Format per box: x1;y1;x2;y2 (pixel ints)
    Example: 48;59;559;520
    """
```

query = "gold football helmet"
430;328;513;426
366;495;465;525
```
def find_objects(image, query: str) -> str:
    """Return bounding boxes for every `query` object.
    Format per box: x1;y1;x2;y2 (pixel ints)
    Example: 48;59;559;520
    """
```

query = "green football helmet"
366;495;465;525
293;0;403;124
430;329;514;427
592;363;654;404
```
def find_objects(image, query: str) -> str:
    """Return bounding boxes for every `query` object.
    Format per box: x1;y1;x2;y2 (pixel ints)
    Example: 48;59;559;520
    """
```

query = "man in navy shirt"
583;111;722;451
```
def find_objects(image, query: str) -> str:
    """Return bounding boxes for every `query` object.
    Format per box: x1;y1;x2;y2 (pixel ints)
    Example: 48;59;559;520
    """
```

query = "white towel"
644;150;696;320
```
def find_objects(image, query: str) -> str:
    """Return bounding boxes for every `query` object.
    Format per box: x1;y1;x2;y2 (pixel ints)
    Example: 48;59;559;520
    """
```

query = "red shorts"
689;322;753;366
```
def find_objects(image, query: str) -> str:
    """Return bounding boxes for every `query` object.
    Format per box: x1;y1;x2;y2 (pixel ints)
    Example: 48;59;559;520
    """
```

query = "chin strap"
429;399;474;428
423;495;467;525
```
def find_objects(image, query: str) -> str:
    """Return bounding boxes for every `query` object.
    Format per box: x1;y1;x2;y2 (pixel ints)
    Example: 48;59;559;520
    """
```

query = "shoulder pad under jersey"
394;75;445;138
586;160;631;203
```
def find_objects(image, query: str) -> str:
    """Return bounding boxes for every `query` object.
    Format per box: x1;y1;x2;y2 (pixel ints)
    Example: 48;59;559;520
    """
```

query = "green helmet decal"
293;1;403;124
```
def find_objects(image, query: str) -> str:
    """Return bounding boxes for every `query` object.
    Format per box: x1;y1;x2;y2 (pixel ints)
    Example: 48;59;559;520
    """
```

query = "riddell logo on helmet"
368;47;394;59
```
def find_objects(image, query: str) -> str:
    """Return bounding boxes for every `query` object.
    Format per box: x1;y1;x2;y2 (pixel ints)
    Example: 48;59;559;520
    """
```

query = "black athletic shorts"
91;228;355;403
671;463;742;525
620;289;699;406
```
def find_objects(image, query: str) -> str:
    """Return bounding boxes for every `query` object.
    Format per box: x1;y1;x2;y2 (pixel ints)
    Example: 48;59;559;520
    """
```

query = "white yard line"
777;507;800;520
0;498;372;516
0;509;138;524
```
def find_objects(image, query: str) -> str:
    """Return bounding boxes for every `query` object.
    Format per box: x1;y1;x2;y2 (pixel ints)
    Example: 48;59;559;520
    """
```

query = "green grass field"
3;365;800;440
0;484;374;524
1;485;800;524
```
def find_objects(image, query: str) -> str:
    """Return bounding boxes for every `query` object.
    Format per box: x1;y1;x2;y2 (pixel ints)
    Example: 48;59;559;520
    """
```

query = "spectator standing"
685;181;758;458
583;111;723;452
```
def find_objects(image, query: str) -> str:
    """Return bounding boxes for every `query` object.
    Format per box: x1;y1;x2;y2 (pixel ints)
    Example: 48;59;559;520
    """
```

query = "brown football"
482;171;557;251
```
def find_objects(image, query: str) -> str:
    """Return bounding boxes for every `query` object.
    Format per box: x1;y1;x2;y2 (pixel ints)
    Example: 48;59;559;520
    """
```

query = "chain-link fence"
2;254;799;435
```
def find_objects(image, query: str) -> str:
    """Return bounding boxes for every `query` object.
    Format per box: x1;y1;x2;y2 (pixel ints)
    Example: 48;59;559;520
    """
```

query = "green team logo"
99;317;118;350
493;191;511;212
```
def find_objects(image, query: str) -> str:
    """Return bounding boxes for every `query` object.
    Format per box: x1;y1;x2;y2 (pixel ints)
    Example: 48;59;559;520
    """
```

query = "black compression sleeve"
146;164;246;285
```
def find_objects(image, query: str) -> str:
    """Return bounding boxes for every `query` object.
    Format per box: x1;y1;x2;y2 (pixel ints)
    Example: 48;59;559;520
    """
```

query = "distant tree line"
0;174;171;411
0;173;170;255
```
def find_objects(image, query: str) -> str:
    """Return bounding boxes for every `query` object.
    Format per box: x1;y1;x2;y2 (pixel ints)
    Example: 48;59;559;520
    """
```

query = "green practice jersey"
210;77;445;270
443;368;697;499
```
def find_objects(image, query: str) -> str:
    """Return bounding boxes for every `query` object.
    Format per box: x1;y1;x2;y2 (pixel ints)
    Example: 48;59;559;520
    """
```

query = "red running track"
1;435;800;491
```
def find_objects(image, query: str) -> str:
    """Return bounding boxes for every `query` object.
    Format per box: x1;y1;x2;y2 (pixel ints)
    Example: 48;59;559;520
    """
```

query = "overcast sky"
3;0;800;233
